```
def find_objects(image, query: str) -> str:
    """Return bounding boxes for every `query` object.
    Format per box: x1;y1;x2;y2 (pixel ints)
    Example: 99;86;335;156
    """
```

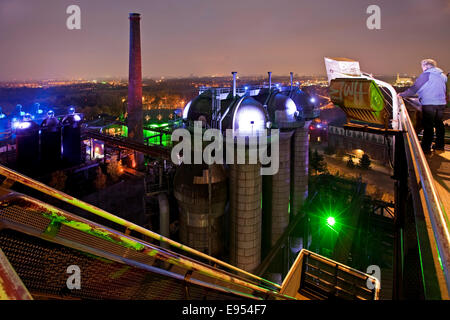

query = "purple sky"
0;0;449;81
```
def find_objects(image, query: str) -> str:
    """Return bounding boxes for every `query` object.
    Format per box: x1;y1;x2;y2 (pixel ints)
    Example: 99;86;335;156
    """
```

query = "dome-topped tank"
62;107;83;165
174;163;227;256
182;90;235;128
41;111;62;170
33;103;46;125
254;88;304;129
0;107;10;141
285;88;319;120
16;114;40;173
229;96;267;135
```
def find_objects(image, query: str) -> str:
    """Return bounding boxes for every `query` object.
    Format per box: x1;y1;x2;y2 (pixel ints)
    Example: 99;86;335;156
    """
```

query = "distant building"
327;125;393;164
394;73;413;87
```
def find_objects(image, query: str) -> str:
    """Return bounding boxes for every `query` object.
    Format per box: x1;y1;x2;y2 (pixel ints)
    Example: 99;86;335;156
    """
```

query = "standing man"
398;59;447;154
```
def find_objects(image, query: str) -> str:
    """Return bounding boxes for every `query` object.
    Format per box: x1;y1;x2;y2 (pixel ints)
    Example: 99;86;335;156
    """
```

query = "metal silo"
40;111;62;170
0;107;10;142
174;163;227;256
62;108;83;166
16;114;40;173
254;87;304;254
285;87;319;216
225;95;267;273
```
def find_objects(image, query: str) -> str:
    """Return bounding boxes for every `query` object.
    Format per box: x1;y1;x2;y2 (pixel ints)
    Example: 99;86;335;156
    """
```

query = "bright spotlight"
327;217;336;227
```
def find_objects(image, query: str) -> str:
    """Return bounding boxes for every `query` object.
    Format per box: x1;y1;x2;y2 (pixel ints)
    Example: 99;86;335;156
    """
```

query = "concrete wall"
229;163;262;272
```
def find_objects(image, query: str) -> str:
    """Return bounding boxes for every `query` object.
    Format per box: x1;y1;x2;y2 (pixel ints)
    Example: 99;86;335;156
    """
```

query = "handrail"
280;249;380;300
398;98;450;298
0;163;281;291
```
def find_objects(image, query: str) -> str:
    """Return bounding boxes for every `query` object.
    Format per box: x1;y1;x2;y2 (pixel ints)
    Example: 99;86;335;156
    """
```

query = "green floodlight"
326;216;336;227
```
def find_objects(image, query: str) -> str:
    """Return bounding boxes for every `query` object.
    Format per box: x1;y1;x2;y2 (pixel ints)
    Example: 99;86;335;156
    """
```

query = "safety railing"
398;98;450;298
280;249;380;300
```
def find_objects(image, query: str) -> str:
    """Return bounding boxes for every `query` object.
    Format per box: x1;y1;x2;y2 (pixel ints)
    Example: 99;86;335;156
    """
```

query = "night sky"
0;0;449;81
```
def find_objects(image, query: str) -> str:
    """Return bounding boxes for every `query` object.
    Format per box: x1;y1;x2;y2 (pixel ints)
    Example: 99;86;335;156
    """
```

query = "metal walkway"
0;164;379;300
83;128;172;160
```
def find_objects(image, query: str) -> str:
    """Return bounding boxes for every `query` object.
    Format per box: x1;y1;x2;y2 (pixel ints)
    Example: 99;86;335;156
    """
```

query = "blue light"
182;101;192;119
235;106;266;135
17;122;32;130
0;114;5;119
310;98;316;103
244;86;249;90
74;114;81;122
69;106;76;114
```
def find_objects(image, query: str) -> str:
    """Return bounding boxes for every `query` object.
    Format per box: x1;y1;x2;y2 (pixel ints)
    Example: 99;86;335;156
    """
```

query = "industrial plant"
0;12;448;302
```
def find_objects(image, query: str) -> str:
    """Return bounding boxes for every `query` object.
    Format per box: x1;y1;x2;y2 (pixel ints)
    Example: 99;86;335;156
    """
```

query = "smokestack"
268;72;272;89
128;13;144;168
290;72;294;89
232;72;237;97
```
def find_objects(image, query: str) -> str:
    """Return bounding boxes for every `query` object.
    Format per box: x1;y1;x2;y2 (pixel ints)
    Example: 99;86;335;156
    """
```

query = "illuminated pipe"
268;72;272;90
232;72;237;97
0;164;282;291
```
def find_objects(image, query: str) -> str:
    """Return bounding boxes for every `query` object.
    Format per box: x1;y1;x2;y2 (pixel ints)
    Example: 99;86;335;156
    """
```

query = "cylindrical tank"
229;161;262;272
33;103;46;125
40;111;62;170
255;89;301;254
62;110;82;166
16;115;40;173
262;131;293;250
290;122;311;216
283;87;318;215
0;107;10;142
174;164;227;256
227;96;267;272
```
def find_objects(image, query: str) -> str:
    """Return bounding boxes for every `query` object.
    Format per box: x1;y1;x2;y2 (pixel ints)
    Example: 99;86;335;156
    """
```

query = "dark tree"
310;149;328;175
359;153;372;170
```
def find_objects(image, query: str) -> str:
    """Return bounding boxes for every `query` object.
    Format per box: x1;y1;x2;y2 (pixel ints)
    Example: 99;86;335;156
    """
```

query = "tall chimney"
128;13;144;168
232;72;237;97
268;72;272;89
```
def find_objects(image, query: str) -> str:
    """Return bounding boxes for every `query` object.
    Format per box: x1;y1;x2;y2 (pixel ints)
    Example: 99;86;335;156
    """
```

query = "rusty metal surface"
0;164;282;292
0;189;292;300
0;248;33;300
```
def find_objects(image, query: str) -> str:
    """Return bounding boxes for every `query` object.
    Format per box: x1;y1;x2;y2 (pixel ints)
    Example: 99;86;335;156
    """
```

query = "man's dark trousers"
421;105;446;151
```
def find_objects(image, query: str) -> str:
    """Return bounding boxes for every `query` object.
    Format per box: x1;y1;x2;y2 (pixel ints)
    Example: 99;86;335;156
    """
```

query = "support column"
230;163;262;272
